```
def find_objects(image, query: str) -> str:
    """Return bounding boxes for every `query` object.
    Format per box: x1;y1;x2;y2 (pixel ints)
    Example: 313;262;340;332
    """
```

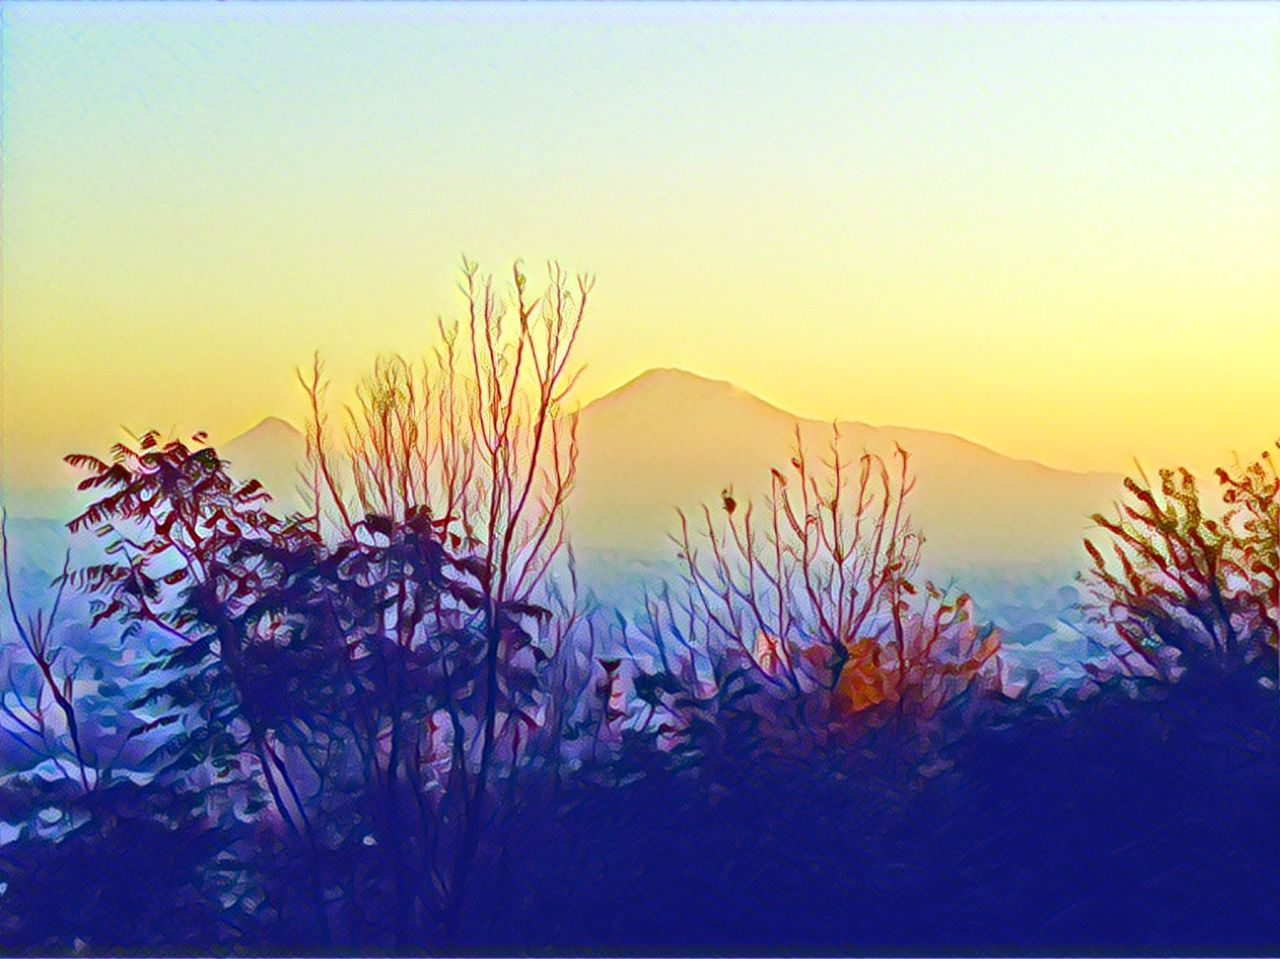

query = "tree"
62;260;594;949
300;258;592;937
1082;442;1279;683
667;425;1000;750
1;513;94;795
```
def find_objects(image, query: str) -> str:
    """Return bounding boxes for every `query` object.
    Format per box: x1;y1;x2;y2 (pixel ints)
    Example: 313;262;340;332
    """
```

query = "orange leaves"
973;631;1001;669
721;487;737;516
833;638;886;715
829;598;1002;724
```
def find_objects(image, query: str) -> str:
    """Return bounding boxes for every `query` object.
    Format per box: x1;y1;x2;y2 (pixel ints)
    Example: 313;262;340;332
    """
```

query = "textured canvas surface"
1;3;1277;955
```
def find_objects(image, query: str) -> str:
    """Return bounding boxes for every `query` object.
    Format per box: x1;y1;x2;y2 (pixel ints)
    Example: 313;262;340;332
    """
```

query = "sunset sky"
2;1;1277;503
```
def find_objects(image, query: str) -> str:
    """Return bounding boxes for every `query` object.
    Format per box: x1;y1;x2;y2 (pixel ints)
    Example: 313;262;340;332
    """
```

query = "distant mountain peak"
604;367;739;394
220;417;308;510
634;367;727;384
229;416;303;443
587;367;789;416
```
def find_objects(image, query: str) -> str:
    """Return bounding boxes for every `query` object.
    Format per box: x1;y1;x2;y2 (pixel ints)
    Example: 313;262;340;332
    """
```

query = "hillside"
572;369;1120;581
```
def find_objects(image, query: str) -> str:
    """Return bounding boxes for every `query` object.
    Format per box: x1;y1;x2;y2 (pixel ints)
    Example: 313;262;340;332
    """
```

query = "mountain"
127;372;1121;609
204;371;1116;586
572;369;1120;581
220;416;310;513
0;373;1127;678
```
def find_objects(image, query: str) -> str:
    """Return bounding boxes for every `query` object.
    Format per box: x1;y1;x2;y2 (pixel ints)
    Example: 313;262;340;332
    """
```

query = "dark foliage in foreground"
473;667;1280;956
4;661;1277;955
3;441;1274;956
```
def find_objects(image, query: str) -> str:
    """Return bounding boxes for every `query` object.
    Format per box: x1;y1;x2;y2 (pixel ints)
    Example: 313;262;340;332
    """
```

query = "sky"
2;1;1278;504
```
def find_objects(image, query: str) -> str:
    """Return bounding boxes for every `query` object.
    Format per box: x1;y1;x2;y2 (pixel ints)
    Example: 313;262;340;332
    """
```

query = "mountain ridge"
219;367;1115;487
587;368;1112;481
211;368;1121;583
4;368;1122;617
568;368;1120;579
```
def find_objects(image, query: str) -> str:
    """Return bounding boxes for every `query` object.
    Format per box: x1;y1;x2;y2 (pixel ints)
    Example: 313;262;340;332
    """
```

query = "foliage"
667;426;1002;756
1;261;592;951
1083;443;1278;682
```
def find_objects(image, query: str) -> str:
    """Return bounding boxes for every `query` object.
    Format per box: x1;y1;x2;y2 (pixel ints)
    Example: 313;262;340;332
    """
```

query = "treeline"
0;262;1276;955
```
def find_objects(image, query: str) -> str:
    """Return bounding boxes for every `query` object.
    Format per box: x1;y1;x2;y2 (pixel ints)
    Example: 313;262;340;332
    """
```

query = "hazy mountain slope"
5;388;1125;576
572;369;1121;582
157;370;1120;602
221;416;310;514
1;373;1122;670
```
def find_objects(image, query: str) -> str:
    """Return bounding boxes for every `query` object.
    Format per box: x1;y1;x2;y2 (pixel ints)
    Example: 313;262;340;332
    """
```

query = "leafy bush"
1083;443;1278;683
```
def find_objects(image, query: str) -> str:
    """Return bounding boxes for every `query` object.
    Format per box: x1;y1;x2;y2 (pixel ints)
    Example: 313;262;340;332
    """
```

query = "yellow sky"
2;1;1278;503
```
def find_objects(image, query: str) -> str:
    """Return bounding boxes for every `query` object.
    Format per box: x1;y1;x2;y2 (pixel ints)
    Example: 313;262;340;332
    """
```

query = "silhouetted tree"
666;426;1000;754
1;513;94;795
1083;443;1278;683
299;258;592;939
